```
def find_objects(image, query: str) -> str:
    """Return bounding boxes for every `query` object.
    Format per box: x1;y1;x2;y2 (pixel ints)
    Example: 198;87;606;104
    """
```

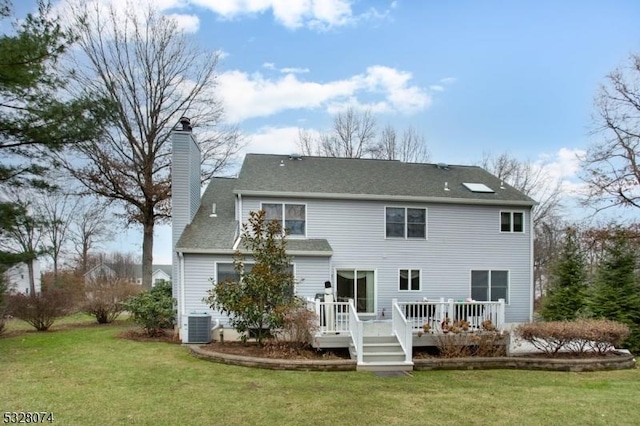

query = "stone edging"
414;352;636;372
189;345;357;371
190;346;636;372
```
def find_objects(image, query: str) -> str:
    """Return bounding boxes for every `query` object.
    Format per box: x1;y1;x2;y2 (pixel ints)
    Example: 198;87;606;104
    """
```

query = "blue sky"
19;0;640;263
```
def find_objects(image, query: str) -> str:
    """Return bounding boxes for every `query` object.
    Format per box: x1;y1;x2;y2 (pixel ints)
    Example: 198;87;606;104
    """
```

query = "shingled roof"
175;154;535;253
234;154;536;205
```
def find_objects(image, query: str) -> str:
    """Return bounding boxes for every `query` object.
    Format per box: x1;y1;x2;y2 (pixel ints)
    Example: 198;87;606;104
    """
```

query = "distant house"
83;263;117;282
4;261;41;295
170;120;536;370
133;264;173;286
84;263;172;286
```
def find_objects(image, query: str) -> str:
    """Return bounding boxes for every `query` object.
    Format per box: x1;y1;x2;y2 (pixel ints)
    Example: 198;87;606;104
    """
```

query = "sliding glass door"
336;269;375;314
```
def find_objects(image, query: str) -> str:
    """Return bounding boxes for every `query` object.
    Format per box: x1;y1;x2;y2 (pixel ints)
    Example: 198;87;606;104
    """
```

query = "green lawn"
1;318;639;425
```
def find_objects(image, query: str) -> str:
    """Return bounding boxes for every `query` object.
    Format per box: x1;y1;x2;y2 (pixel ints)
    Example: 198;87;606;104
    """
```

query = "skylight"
463;182;495;193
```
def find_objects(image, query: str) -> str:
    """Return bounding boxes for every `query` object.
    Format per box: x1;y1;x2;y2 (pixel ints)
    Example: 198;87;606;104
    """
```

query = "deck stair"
350;320;413;372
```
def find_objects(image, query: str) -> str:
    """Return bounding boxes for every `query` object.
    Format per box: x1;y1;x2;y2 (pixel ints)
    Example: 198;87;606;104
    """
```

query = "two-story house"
171;119;535;364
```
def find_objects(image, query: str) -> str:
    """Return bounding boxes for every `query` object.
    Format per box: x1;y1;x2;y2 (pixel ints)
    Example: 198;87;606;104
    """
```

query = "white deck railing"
391;299;413;364
397;298;505;333
309;299;351;334
348;299;364;364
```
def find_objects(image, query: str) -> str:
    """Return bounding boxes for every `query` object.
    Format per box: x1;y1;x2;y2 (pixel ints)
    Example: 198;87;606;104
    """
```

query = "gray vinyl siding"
241;196;532;323
180;253;330;327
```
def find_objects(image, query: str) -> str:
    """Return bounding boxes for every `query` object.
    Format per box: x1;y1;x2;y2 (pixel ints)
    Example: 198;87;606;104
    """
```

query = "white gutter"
175;247;333;257
233;190;536;207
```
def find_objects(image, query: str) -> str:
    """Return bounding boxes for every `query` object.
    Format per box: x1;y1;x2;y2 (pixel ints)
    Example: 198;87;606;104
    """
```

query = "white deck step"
354;332;413;372
357;361;414;372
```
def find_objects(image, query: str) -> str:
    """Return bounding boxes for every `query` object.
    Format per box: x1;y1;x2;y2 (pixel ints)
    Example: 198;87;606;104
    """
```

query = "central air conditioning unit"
185;313;212;343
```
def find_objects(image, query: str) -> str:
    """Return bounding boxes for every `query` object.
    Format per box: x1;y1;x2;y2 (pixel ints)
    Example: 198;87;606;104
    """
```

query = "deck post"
497;298;505;330
447;298;455;323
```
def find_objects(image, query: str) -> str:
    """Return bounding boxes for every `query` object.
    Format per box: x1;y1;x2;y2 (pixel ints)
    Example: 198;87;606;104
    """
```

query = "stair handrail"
391;299;413;364
348;299;363;364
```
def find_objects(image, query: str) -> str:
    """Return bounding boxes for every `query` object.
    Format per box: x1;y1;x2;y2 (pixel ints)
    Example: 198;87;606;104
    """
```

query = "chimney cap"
178;117;192;132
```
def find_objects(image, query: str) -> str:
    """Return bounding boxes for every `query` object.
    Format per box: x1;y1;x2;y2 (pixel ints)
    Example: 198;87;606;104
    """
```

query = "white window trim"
398;268;421;292
260;202;308;239
469;269;510;305
334;267;377;317
499;210;525;234
384;206;428;240
214;261;296;291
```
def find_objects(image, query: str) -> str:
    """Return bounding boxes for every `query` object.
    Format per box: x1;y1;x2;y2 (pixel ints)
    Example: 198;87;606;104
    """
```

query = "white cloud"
440;77;457;84
242;126;306;155
191;0;354;30
262;63;310;74
280;67;310;74
53;0;200;34
429;85;444;92
218;65;430;122
165;12;200;32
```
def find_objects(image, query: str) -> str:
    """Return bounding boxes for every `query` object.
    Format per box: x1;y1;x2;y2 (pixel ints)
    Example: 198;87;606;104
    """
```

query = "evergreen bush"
540;228;588;321
123;281;175;336
587;233;640;353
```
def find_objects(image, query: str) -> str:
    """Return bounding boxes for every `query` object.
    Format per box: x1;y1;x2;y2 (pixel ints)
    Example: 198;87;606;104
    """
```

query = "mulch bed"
200;341;351;360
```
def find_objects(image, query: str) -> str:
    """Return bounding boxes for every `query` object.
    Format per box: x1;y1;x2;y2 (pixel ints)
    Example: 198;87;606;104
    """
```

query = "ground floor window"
399;269;420;291
471;270;508;303
216;262;294;295
336;269;375;314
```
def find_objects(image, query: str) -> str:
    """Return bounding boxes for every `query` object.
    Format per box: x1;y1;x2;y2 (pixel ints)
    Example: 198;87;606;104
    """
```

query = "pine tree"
0;1;106;272
588;231;640;352
539;227;588;321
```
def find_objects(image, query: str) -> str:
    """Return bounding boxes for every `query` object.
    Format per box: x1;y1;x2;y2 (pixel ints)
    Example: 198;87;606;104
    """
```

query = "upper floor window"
471;270;508;303
399;269;420;291
386;207;426;239
262;203;306;236
500;211;524;233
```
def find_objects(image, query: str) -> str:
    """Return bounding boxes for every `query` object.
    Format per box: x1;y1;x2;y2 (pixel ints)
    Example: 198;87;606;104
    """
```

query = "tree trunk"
27;259;36;295
142;216;154;289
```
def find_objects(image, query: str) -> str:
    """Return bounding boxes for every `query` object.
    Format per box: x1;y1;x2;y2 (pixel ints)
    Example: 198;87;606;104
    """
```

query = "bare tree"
57;2;242;288
69;199;113;274
533;220;564;299
581;53;640;212
374;125;429;162
480;152;563;227
37;190;76;278
297;107;377;158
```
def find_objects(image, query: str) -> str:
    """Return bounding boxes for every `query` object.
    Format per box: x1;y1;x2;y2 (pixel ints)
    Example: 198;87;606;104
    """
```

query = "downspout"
529;208;534;323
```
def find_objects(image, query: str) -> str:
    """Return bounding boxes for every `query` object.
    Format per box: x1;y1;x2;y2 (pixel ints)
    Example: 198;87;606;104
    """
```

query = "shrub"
205;210;296;344
277;301;319;349
83;277;141;324
6;289;74;331
123;281;175;336
434;321;507;358
514;319;630;356
41;271;86;309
